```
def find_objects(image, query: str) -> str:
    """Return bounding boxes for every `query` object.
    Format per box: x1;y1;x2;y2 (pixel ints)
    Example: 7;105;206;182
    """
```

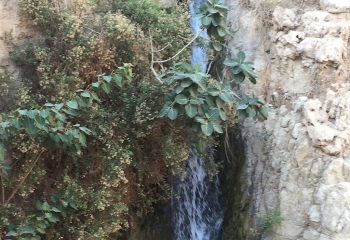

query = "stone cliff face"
226;0;350;239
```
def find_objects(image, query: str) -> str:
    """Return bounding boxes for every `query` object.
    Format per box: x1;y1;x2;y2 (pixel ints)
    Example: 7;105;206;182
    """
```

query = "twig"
5;150;45;205
0;172;4;205
149;31;163;84
153;29;204;64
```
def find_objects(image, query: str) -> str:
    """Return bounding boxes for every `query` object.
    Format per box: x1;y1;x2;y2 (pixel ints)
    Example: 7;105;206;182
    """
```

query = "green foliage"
0;0;193;239
159;63;234;137
250;208;282;236
5;191;76;239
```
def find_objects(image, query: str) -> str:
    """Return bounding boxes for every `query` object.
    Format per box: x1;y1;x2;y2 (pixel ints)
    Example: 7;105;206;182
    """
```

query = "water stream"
171;1;223;239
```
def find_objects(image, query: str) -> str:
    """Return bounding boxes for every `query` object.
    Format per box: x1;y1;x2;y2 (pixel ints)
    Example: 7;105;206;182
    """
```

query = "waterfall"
171;1;223;239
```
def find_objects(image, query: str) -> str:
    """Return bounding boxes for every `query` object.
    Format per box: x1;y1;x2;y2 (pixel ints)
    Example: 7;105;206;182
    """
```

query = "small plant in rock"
250;208;282;236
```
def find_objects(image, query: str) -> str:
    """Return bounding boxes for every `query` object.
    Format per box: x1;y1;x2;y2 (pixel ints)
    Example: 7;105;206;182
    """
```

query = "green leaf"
219;109;227;120
216;97;225;108
64;108;79;117
195;116;207;125
66;99;78;109
55;103;64;111
219;92;233;102
69;202;78;210
207;108;220;120
175;94;188;105
248;97;259;105
79;126;92;135
81;91;91;98
78;132;86;146
201;122;214;136
91;82;100;88
34;115;46;126
101;83;111;94
102;75;112;83
55;113;67;122
12;119;21;129
212;121;223;133
159;102;172;117
0;142;4;162
259;105;269;119
78;97;89;107
246;106;256;118
185;104;197;118
217;26;226;37
201;16;212;26
27;110;38;119
175;85;185;94
36;200;43;210
168;107;178;120
181;79;192;87
207;88;220;96
36;227;45;234
189;74;202;83
190;98;204;105
232;66;242;74
206;95;216;107
212;42;222;51
40;109;50;119
233;72;245;84
236;101;249;109
223;59;238;67
112;74;123;88
42;202;50;211
91;92;100;101
19;226;35;234
51;207;61;212
212;13;221;26
6;230;17;236
17;109;28;115
237;51;246;62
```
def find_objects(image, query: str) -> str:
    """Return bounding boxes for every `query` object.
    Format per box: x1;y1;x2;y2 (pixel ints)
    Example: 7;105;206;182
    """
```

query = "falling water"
171;1;223;239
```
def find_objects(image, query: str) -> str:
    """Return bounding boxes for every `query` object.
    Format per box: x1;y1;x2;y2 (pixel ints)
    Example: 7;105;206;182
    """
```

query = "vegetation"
0;0;268;239
250;208;282;236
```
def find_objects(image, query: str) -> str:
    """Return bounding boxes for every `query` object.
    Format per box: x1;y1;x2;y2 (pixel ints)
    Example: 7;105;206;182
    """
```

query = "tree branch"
5;150;45;205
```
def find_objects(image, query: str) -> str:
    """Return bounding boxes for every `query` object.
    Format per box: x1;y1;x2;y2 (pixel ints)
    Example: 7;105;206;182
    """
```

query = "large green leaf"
246;106;256;118
237;51;246;62
223;59;238;67
217;26;226;37
101;83;111;94
78;132;86;146
236;101;248;110
207;108;220;120
175;94;189;105
181;79;192;87
212;120;223;133
207;88;220;96
219;109;226;120
112;74;123;87
233;72;245;84
201;16;212;26
201;122;214;136
185;104;197;118
40;109;50;118
168;107;178;120
206;95;216;107
102;75;112;83
259;105;269;119
42;202;50;211
219;92;233;102
212;42;222;51
175;85;185;94
159;102;172;117
190;98;204;105
66;99;78;109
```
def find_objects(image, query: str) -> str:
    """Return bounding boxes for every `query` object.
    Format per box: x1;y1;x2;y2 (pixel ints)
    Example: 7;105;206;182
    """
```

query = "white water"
171;1;223;239
172;150;223;240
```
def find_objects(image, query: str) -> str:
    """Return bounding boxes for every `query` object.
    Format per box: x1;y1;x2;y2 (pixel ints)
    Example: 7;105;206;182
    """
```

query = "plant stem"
0;172;4;205
5;150;45;205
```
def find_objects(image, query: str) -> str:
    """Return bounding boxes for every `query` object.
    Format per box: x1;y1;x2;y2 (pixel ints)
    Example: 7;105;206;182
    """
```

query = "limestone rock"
272;6;298;31
320;0;350;13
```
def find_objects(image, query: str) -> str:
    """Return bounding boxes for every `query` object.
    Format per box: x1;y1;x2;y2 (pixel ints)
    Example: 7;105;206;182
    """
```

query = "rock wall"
226;0;350;239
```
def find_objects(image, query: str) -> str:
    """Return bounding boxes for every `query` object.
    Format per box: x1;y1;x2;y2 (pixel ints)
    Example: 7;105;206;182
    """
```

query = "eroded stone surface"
227;0;350;239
